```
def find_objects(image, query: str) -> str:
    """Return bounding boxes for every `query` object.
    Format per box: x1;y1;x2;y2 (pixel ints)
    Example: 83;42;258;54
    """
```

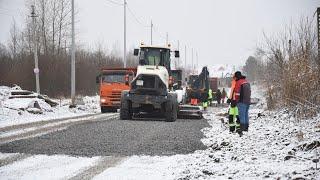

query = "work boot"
240;124;246;132
243;124;249;132
229;115;235;132
229;126;235;132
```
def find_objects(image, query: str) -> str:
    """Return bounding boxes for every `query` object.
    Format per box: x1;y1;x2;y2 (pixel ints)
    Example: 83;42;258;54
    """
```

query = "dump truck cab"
120;45;180;121
96;68;136;113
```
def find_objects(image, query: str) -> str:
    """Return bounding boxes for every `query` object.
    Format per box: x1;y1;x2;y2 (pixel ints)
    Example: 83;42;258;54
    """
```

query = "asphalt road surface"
0;116;209;157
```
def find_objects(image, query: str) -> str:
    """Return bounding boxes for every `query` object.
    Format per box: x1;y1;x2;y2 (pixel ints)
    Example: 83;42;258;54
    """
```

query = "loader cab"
134;46;179;74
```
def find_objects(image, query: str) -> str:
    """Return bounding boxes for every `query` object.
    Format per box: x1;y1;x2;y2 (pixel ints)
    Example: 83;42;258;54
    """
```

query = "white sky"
0;0;319;67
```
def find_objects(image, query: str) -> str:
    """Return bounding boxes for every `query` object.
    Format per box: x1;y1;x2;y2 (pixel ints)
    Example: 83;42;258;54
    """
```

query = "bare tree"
8;19;18;58
257;16;319;117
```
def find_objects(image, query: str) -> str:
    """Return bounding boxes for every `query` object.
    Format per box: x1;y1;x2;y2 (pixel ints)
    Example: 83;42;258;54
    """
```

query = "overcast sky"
0;0;319;68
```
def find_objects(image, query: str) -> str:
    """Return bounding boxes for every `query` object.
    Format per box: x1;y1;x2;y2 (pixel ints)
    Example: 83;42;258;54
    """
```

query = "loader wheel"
120;99;132;120
165;96;177;122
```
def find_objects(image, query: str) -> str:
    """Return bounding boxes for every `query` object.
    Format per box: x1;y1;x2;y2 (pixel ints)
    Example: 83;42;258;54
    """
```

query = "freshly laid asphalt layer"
0;116;209;157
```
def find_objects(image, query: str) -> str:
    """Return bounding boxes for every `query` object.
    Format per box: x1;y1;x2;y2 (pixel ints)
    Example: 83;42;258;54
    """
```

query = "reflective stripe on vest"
208;89;213;99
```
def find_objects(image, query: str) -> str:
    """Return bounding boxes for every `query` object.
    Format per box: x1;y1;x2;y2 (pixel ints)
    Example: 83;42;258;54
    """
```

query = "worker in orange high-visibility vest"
227;75;237;104
233;71;251;131
226;75;242;136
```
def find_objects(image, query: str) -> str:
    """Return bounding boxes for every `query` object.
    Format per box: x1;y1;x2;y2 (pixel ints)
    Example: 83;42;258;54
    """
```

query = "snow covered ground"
0;85;101;128
0;84;319;179
93;84;320;179
0;153;100;180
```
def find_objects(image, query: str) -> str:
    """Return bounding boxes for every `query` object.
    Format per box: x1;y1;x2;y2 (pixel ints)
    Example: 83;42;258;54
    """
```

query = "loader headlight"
100;98;106;103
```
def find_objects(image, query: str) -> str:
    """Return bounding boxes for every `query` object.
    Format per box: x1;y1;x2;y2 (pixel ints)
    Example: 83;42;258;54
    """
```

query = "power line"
102;0;170;45
152;25;166;40
127;5;149;28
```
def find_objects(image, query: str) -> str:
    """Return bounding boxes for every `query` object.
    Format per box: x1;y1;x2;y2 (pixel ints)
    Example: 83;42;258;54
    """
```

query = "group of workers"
200;71;251;136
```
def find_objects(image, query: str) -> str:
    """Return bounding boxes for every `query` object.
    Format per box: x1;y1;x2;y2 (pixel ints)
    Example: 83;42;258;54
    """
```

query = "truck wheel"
165;96;177;122
120;100;132;120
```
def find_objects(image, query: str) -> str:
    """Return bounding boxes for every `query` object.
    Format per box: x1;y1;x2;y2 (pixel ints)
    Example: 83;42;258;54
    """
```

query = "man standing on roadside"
234;71;251;131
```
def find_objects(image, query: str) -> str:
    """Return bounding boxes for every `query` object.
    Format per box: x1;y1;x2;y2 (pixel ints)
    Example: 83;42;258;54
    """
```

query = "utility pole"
191;48;194;74
70;0;75;106
184;45;187;71
166;32;168;45
150;20;153;45
184;45;187;84
31;5;40;94
177;40;180;68
196;51;198;73
317;7;320;71
123;0;127;67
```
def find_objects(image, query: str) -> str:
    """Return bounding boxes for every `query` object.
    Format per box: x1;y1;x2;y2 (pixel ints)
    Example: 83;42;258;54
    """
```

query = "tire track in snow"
0;113;119;144
69;156;125;180
0;153;32;167
0;113;109;132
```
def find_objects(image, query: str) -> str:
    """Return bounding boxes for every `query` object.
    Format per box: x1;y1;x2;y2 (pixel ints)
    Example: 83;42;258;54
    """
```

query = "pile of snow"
77;95;101;113
0;85;101;128
0;86;11;100
3;98;52;112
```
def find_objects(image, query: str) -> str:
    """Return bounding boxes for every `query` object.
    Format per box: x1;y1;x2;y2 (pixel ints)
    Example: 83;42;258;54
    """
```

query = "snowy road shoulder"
173;106;320;179
0;153;102;180
0;113;118;144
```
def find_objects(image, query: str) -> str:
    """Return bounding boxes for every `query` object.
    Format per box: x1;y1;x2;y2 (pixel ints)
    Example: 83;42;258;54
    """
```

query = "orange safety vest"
234;78;249;102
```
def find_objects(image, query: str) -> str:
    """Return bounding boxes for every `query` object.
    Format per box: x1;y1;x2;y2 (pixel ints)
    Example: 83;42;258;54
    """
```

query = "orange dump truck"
96;68;136;113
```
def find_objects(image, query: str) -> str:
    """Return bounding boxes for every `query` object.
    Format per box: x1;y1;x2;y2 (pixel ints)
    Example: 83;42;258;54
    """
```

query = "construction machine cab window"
139;47;170;69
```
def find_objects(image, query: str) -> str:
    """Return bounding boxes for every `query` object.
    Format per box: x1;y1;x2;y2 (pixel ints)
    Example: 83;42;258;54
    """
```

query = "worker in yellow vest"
202;101;208;110
208;89;213;106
